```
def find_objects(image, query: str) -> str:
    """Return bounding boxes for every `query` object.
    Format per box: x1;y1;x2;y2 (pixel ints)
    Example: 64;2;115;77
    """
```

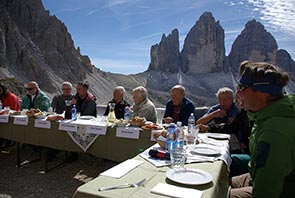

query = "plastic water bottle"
188;113;196;133
176;121;184;149
0;101;2;110
166;124;177;151
71;105;77;121
124;106;130;120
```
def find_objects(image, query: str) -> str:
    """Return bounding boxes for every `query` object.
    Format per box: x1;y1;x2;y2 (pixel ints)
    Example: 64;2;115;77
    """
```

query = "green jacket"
20;90;50;112
248;94;295;198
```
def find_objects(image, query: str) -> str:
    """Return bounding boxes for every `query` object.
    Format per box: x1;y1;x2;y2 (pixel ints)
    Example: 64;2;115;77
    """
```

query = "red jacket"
1;92;20;111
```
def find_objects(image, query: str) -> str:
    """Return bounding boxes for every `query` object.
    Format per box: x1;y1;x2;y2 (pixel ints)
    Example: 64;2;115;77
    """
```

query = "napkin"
151;183;203;198
99;159;144;178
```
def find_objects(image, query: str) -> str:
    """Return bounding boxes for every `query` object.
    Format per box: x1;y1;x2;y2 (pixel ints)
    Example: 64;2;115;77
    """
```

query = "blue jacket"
164;97;195;126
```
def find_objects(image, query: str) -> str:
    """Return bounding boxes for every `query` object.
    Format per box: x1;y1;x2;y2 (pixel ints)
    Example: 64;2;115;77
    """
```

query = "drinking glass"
170;148;186;170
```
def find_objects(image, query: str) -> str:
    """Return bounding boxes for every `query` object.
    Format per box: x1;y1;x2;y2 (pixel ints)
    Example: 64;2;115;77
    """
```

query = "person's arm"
251;131;292;197
196;109;226;124
51;96;58;112
180;103;195;126
20;96;29;110
104;102;109;116
163;102;172;123
38;96;50;111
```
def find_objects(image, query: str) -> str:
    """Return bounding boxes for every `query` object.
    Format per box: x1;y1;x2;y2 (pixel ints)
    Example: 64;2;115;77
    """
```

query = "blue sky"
42;0;295;74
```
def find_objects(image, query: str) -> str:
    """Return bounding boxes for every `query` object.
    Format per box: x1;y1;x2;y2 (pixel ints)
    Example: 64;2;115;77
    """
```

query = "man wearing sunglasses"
20;81;50;111
230;61;295;198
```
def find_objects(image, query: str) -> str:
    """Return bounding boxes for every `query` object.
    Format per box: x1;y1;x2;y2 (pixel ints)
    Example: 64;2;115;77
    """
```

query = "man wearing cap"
20;81;50;111
229;61;295;197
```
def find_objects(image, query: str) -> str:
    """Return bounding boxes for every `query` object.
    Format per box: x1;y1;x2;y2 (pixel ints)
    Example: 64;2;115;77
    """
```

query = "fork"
98;178;146;191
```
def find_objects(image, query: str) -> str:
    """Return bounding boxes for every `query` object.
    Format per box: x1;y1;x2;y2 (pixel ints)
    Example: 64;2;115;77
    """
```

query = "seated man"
20;81;50;111
130;86;157;123
72;81;96;117
230;61;295;197
163;85;195;126
0;84;20;147
197;87;238;127
104;86;130;119
0;84;20;111
51;82;75;114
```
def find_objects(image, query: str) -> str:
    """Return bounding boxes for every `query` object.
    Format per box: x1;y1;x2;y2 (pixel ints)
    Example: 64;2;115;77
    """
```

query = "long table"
73;155;229;198
0;117;155;162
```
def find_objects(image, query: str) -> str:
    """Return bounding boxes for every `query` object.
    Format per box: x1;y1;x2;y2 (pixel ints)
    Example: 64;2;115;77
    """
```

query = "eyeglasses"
62;88;72;91
237;84;249;92
26;87;35;91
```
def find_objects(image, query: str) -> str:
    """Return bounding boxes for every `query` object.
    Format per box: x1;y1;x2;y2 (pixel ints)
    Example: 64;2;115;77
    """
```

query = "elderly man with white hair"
163;84;195;126
51;82;75;114
104;86;130;119
130;86;157;123
197;87;238;126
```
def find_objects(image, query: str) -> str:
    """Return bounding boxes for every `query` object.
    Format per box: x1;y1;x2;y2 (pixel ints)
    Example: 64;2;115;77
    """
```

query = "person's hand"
71;98;77;105
197;124;210;133
213;109;227;118
163;117;173;124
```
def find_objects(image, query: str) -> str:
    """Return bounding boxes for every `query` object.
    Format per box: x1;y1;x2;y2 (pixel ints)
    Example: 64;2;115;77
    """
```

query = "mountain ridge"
0;0;294;108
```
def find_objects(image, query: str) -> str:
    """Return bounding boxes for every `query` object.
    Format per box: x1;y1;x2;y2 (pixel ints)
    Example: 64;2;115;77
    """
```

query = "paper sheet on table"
99;159;144;178
151;183;203;198
139;144;215;167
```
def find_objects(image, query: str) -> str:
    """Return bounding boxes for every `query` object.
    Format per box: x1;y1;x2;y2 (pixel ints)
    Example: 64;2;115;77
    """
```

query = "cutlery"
98;178;146;191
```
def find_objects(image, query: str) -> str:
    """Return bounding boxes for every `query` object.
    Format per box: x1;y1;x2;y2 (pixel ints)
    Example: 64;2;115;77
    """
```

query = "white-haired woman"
130;86;157;123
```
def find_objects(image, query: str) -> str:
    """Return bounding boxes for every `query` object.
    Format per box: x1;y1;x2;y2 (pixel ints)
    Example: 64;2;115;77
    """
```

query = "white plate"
206;133;229;140
79;116;95;120
166;168;212;185
190;146;220;156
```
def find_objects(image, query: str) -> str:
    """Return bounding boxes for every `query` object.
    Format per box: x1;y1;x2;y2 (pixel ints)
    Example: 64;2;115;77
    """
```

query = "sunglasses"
62;88;72;91
26;87;35;91
237;84;249;92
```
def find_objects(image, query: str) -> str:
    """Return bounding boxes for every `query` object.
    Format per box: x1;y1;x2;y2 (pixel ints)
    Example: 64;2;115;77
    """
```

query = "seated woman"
130;86;157;123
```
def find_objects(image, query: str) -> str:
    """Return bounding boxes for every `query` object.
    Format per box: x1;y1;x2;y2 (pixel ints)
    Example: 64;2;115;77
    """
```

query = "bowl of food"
34;111;46;119
129;116;146;127
115;119;129;127
26;108;41;117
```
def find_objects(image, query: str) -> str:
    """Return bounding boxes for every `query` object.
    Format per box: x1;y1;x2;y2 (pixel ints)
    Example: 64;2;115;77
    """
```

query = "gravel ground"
0;145;118;198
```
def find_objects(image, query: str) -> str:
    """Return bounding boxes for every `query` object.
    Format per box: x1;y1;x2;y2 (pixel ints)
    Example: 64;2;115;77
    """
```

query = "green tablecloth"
0;118;155;162
73;155;229;198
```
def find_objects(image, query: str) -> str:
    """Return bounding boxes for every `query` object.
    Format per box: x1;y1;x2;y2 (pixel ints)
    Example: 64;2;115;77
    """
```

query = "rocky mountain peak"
148;29;180;73
228;19;278;72
180;11;225;74
0;0;93;93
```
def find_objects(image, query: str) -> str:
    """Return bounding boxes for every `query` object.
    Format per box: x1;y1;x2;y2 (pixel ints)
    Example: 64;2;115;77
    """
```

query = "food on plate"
34;111;45;116
153;130;167;149
46;115;64;121
26;108;41;117
142;122;162;130
129;116;146;126
115;119;128;126
10;111;21;115
0;110;9;115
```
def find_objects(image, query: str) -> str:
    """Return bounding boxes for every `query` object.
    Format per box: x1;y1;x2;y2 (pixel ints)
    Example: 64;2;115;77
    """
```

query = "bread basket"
129;116;146;127
153;130;167;149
